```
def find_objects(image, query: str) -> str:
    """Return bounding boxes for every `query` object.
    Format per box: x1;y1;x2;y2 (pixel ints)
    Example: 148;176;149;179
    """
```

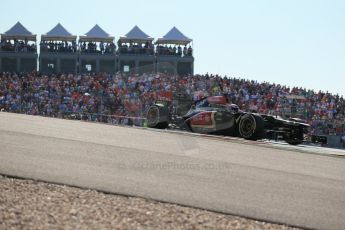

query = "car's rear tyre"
238;114;264;140
146;105;169;129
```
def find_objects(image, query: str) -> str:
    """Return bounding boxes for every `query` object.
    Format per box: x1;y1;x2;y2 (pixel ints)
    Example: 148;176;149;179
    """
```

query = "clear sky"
1;0;345;96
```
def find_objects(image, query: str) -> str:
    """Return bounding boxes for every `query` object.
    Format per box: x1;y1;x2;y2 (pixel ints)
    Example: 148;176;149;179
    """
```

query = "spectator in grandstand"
177;45;182;56
117;42;152;55
1;39;36;53
183;46;187;56
40;40;76;53
187;46;193;56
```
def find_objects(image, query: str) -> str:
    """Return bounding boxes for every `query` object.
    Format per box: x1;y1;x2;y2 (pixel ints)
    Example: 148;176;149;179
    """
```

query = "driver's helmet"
227;103;239;112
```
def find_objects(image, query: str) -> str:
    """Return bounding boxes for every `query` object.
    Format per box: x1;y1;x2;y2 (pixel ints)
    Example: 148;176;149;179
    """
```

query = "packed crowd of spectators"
117;41;154;55
156;45;193;57
79;41;116;54
215;76;345;136
0;39;37;53
0;72;344;140
40;40;77;53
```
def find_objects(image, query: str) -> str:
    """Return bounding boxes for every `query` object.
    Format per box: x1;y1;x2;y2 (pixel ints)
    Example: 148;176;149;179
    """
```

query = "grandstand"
0;22;344;149
0;22;194;75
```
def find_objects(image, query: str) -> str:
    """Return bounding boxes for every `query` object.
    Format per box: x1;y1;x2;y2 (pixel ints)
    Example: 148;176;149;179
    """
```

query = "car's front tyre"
238;114;264;140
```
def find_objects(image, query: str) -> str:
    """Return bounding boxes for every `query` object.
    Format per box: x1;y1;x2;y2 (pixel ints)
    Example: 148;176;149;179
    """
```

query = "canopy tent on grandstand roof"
79;24;114;42
156;27;192;45
41;23;76;41
1;22;36;41
119;25;153;43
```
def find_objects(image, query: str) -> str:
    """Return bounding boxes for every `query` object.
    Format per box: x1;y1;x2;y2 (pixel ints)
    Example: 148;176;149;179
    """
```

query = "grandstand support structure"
79;53;117;74
156;54;194;76
118;55;155;74
39;50;78;74
0;50;38;73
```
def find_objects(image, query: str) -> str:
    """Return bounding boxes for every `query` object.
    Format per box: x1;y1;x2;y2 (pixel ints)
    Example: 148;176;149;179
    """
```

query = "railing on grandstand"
1;42;193;57
156;46;193;57
40;43;77;53
118;47;154;55
79;42;116;55
0;43;37;53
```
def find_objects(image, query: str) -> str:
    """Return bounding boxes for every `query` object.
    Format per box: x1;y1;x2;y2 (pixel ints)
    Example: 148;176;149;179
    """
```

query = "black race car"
146;95;310;145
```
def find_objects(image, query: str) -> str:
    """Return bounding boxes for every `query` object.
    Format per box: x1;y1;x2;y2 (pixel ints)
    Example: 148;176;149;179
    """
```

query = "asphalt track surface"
1;112;345;230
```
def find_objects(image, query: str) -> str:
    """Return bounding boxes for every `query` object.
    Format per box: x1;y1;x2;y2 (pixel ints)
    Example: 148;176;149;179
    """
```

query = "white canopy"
119;25;153;43
156;27;192;45
41;23;76;41
1;22;36;41
79;24;114;42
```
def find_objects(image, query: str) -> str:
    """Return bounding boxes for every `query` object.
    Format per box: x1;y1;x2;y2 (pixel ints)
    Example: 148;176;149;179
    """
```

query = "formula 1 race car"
146;95;310;145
